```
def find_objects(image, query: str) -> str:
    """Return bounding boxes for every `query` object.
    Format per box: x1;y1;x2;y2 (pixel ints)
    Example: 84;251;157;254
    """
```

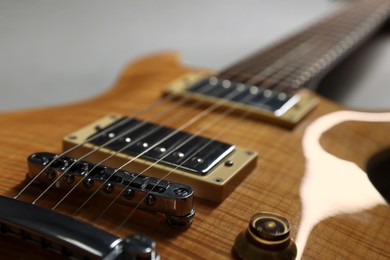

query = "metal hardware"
27;152;195;226
63;115;257;202
164;72;318;127
0;195;159;259
87;117;235;176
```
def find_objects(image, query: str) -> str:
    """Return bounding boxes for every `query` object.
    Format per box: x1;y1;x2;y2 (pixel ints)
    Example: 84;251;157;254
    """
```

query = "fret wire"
247;43;319;87
260;0;386;84
254;43;331;91
221;5;368;82
219;0;389;89
218;14;335;77
284;1;390;88
229;32;341;89
219;31;309;79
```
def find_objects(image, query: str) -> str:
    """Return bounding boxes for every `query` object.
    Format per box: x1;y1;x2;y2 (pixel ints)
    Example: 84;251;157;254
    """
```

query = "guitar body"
0;53;389;259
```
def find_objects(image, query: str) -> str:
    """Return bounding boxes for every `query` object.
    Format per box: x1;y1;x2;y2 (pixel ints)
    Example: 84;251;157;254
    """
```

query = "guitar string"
70;57;307;215
226;2;369;92
257;1;390;256
16;0;386;230
108;33;349;230
55;32;322;214
45;0;380;217
235;0;388;88
30;81;220;205
220;0;377;88
3;2;386;258
100;43;332;227
101;29;348;229
19;39;286;205
221;0;378;78
31;4;349;208
47;0;382;215
54;83;248;212
289;2;386;86
81;16;362;226
92;97;252;222
113;98;256;232
13;93;180;199
104;0;390;231
64;31;327;216
314;1;390;258
218;0;374;105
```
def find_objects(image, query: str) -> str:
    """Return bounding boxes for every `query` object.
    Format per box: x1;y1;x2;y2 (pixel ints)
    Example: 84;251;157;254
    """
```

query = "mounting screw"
63;174;74;184
103;183;114;194
144;195;156;206
123;188;135;200
214;178;224;183
83;178;94;189
225;160;234;167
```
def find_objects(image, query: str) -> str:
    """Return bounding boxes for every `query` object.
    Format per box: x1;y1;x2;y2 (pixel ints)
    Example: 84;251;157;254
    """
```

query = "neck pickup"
164;73;318;127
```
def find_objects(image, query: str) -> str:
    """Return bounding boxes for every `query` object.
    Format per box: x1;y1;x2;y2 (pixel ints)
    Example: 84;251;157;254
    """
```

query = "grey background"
0;0;389;112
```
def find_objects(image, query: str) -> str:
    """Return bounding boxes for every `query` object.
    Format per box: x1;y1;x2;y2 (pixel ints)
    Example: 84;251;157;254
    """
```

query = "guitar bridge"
27;152;195;227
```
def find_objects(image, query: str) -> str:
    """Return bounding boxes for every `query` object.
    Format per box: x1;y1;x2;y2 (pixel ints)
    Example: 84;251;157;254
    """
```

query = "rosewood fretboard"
218;0;390;90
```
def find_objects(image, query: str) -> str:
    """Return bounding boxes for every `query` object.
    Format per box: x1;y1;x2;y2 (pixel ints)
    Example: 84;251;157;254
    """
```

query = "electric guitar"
0;0;389;259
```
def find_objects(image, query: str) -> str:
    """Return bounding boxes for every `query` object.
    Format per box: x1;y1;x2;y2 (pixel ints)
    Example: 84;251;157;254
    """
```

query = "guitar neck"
218;0;390;90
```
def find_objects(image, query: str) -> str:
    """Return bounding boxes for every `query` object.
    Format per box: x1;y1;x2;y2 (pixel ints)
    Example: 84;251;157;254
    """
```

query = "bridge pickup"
63;115;257;202
89;118;235;176
27;152;195;226
164;72;318;127
0;195;159;259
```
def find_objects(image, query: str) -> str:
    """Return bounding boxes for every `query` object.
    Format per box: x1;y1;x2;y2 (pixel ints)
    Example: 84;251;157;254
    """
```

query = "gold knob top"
233;212;297;259
248;212;291;247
